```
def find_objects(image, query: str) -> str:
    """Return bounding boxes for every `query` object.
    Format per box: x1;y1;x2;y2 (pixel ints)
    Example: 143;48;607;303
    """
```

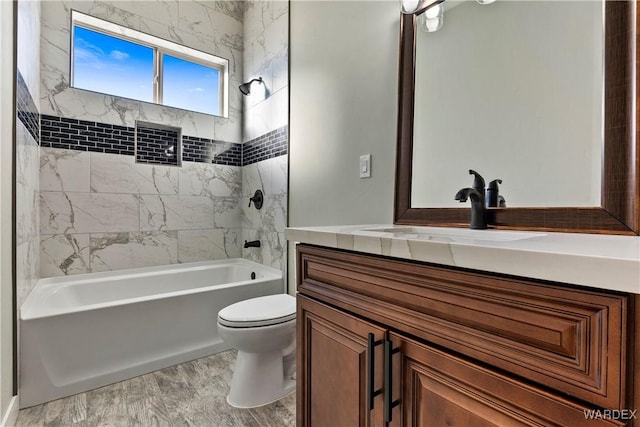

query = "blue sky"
73;26;219;115
163;54;219;116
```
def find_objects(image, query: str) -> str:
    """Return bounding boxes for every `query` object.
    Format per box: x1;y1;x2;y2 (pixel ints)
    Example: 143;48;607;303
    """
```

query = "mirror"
394;0;639;234
412;0;602;208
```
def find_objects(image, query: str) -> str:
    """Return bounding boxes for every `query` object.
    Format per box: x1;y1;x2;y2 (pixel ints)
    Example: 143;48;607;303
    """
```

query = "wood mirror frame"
394;1;639;235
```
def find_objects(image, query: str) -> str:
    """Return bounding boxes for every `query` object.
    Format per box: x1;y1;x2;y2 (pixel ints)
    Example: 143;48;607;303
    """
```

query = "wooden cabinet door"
297;295;386;427
388;332;626;427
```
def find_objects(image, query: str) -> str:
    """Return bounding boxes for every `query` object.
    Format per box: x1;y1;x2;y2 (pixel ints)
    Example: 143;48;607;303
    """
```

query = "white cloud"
110;50;130;60
188;87;205;93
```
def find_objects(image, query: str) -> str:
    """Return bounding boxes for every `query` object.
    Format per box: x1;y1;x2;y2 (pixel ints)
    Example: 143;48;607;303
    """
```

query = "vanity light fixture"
238;77;263;96
401;0;443;15
418;3;443;32
476;0;496;4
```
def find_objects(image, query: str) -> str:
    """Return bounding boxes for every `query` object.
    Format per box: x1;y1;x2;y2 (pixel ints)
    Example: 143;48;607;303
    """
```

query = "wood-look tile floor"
16;350;296;427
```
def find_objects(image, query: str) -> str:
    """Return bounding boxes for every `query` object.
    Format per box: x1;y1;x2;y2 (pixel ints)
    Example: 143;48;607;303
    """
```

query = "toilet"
217;293;297;408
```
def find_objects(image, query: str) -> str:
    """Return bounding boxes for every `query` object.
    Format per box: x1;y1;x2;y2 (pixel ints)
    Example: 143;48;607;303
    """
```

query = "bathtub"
19;259;284;408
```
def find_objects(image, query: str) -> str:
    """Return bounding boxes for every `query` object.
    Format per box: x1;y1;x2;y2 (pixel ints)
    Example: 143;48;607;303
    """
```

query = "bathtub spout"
244;240;261;248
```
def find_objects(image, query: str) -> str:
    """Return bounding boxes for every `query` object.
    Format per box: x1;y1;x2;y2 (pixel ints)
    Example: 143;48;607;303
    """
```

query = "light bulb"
401;0;420;13
425;3;443;19
418;12;443;32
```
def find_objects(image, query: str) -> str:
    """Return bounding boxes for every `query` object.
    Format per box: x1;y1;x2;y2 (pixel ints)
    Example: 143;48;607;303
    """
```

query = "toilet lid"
218;294;296;327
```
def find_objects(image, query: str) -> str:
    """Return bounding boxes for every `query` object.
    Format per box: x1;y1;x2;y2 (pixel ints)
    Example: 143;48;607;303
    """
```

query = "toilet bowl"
217;293;296;408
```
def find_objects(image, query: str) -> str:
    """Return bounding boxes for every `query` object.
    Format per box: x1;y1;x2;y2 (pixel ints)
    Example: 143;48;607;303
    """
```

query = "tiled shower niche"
135;121;182;167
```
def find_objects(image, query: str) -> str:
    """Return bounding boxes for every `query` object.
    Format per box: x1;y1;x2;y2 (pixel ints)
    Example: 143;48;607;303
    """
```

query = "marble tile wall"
241;1;289;273
243;1;289;142
40;148;243;277
16;0;41;308
40;0;244;142
242;155;287;272
37;0;289;279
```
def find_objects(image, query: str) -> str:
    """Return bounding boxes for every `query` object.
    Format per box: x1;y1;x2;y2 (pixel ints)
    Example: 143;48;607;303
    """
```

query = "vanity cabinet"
296;244;633;426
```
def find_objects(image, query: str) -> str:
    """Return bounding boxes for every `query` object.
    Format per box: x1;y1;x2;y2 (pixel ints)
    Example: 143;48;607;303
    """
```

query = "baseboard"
0;395;18;427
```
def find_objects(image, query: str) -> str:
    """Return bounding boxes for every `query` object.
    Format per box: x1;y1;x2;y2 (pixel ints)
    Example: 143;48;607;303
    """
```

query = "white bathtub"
19;259;284;408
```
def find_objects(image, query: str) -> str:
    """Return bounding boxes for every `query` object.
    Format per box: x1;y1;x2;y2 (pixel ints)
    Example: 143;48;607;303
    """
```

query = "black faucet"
455;170;488;229
244;240;261;248
486;179;503;208
248;190;264;210
455;188;487;229
469;169;485;196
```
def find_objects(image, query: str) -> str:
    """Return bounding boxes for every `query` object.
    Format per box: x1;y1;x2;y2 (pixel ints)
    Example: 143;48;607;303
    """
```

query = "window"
71;11;228;117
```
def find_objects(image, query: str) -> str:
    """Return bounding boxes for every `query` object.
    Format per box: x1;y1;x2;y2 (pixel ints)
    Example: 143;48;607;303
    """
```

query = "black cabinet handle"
367;333;383;410
384;338;401;424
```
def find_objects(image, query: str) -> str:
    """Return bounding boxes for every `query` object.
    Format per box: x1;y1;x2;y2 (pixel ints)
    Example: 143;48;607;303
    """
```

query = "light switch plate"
359;154;371;178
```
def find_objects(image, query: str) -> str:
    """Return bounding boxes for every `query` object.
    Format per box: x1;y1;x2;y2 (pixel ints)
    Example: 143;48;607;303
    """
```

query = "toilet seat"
218;294;296;328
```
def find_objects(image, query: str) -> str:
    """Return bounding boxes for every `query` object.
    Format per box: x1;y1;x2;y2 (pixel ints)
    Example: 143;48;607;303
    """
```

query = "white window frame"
70;10;229;117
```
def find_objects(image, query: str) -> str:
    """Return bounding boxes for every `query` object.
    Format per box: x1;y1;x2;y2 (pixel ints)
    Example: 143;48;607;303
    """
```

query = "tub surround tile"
42;114;244;167
177;229;242;263
242;162;268;198
243;87;288;143
90;152;179;195
16;239;40;309
16;123;40;190
242;229;285;270
40;234;91;278
269;150;288;196
242;126;288;166
17;0;41;104
242;193;287;234
40;114;135;155
16;185;39;246
90;232;178;273
40;148;90;192
182;137;242;166
139;195;214;231
17;71;40;143
36;0;289;280
178;162;242;197
214;197;243;229
213;84;243;144
16;0;41;308
40;192;140;235
134;123;181;167
177;2;243;51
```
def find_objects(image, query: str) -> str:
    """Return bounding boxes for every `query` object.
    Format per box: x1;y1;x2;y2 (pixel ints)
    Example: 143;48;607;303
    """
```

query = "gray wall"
289;0;398;228
289;0;399;290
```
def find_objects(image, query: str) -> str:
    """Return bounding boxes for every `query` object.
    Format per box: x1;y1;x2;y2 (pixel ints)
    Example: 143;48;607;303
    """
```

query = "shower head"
239;77;263;95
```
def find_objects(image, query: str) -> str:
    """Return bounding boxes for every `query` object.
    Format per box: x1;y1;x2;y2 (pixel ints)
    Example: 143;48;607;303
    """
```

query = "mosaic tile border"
17;71;40;143
40;115;288;167
242;126;288;166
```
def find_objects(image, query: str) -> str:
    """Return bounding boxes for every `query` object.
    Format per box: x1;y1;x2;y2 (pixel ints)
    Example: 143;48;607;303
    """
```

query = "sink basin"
361;227;545;242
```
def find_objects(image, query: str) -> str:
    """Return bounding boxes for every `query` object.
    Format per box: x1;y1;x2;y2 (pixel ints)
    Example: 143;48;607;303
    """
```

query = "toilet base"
227;349;296;409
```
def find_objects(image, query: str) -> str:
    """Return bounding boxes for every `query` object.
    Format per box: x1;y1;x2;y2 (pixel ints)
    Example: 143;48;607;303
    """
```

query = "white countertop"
285;224;640;294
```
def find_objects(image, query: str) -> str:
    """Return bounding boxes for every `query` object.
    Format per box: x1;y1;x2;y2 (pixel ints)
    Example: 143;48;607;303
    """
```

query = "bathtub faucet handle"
248;190;264;210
